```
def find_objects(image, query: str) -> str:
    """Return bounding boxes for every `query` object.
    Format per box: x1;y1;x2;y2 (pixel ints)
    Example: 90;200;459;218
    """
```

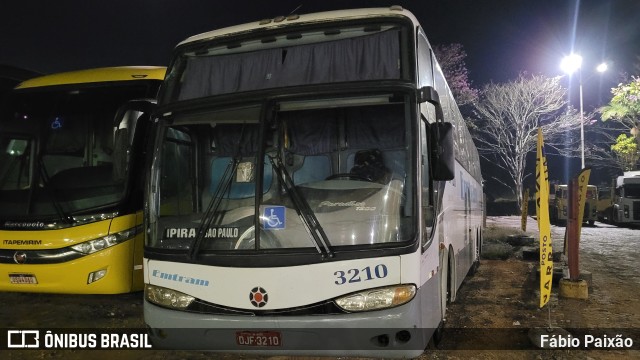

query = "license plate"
236;331;282;347
9;273;38;284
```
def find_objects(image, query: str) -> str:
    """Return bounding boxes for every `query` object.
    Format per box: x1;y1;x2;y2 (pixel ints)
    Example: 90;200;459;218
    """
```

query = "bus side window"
416;29;433;90
421;117;435;247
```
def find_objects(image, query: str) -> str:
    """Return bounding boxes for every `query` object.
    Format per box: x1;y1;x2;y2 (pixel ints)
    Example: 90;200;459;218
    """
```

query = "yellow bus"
0;66;165;294
550;184;598;226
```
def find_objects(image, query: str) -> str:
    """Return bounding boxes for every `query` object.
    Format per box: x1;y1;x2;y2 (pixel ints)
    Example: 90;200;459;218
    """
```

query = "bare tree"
473;73;583;209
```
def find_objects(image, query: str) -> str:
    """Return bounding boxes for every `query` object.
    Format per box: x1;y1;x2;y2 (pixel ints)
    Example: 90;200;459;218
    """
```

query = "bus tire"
439;247;448;320
468;229;481;276
469;258;480;276
447;249;456;303
426;320;445;350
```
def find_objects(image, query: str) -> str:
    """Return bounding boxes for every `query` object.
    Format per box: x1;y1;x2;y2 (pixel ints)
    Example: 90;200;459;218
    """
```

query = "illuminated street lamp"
596;62;608;73
560;54;608;169
561;54;583;75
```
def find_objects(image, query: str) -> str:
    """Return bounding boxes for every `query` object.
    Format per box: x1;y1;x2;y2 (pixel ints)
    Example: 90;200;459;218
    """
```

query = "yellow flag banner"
576;168;592;242
535;128;552;308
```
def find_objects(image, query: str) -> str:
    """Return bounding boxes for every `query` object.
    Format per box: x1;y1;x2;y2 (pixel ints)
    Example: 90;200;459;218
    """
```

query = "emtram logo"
249;287;269;308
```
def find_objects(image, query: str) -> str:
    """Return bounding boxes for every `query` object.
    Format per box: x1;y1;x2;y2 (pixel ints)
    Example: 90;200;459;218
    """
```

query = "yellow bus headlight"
71;225;141;255
335;284;416;312
145;284;194;309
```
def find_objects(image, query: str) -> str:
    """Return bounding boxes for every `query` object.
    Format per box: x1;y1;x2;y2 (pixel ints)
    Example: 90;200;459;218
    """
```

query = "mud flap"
438;245;448;320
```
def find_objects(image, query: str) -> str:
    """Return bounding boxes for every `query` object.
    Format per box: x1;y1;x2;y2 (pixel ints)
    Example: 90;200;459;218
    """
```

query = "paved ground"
2;216;639;359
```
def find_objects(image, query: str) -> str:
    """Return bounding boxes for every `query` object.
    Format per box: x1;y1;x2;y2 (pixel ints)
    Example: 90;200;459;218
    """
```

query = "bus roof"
15;66;166;89
178;6;417;47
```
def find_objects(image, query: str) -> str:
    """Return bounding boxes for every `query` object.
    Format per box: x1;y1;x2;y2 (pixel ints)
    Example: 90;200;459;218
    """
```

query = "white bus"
141;6;483;357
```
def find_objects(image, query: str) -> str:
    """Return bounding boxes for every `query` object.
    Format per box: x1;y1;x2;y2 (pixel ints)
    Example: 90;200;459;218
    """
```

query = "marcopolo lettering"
4;221;46;229
152;269;210;286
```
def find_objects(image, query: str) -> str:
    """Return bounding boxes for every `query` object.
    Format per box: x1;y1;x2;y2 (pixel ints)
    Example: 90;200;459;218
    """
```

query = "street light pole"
578;68;585;169
561;55;608;169
561;54;585;168
560;54;607;169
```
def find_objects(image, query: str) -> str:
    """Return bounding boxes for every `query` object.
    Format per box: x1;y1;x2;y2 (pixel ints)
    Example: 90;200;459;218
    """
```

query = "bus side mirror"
418;86;440;105
431;122;455;181
112;99;157;182
419;86;454;181
112;128;130;182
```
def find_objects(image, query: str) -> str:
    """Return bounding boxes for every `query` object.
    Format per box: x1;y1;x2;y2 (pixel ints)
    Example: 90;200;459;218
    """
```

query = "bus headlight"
334;285;416;312
71;225;141;254
145;284;194;310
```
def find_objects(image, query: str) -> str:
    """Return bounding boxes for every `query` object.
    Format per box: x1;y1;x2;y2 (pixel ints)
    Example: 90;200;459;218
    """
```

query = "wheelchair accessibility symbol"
50;117;63;130
262;206;285;230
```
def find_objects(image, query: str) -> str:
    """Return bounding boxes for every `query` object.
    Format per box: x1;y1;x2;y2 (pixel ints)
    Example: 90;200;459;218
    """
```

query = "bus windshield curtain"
345;105;405;149
284;112;337;156
213;124;260;157
178;29;400;100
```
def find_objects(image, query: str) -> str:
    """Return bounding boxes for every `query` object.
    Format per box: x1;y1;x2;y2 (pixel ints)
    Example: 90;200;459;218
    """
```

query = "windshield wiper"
189;126;246;260
268;153;334;259
189;157;238;259
36;158;74;224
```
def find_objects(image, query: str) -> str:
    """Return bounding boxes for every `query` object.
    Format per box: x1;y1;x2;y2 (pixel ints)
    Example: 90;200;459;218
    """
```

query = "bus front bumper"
144;299;432;358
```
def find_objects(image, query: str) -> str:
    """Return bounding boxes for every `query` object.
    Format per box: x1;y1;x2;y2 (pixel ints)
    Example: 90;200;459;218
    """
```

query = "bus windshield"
148;94;415;254
0;84;152;221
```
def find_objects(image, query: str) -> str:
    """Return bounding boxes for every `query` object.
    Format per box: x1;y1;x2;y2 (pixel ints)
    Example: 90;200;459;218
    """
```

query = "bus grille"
187;298;347;316
634;201;640;220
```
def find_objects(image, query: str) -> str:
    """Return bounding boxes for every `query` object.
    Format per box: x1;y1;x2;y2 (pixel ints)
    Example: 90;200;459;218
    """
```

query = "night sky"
3;1;639;86
2;0;639;193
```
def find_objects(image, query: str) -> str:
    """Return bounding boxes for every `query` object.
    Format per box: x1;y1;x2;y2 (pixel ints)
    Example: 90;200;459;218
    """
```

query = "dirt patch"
425;257;639;358
425;217;640;359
